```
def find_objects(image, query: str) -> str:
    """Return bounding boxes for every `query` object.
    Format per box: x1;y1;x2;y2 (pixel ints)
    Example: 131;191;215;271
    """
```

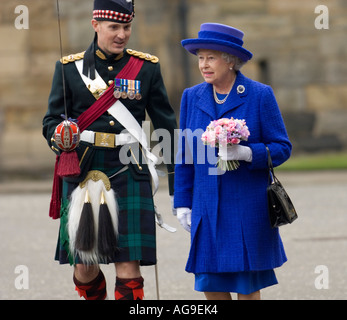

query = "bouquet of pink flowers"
201;117;250;170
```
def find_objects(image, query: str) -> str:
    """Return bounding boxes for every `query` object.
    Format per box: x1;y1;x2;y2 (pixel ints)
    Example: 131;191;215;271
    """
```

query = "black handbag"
266;147;298;228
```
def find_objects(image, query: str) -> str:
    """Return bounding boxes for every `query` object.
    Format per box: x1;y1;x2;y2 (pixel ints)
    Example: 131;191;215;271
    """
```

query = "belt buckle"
95;132;115;148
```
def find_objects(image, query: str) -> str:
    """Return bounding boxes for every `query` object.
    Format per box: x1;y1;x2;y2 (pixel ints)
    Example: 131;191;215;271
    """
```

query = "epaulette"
60;51;85;64
126;49;159;64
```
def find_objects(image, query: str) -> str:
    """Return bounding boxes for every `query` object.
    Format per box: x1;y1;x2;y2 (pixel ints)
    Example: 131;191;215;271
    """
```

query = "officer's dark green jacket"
42;47;177;194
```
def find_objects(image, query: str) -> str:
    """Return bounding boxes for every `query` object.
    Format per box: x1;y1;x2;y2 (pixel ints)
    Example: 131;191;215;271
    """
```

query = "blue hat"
93;0;135;23
182;23;253;62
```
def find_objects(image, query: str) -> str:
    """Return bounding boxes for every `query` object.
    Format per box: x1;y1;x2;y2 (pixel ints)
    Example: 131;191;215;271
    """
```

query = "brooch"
237;85;245;94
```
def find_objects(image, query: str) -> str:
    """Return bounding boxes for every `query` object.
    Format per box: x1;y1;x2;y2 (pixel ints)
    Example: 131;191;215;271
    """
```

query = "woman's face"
197;49;234;87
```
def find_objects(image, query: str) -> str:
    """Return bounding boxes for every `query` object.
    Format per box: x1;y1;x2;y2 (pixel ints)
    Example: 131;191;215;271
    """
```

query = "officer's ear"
91;19;100;33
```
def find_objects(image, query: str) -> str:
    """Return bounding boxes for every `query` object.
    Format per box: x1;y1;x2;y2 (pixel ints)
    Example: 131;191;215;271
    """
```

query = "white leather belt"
80;130;137;148
75;60;176;232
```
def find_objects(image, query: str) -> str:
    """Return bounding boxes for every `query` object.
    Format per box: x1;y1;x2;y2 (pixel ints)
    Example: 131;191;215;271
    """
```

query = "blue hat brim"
182;38;253;62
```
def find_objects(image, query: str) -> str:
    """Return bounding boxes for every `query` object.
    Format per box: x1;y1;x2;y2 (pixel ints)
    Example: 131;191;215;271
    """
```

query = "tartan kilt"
55;147;157;266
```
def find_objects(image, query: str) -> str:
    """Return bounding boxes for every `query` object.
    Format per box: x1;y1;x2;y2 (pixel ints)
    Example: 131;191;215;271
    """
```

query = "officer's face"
92;19;132;55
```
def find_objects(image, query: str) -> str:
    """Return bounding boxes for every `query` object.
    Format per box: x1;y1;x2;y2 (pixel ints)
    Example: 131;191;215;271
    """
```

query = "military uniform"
43;44;177;267
44;47;176;184
43;0;176;300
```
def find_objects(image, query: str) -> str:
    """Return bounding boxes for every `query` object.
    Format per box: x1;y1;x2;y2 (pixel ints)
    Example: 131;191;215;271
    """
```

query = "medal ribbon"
77;56;144;132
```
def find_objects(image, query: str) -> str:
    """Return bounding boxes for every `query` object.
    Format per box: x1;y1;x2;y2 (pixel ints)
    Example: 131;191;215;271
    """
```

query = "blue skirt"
195;270;278;295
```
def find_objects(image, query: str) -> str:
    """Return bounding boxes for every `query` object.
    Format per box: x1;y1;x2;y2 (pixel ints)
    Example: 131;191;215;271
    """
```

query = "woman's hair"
221;52;246;71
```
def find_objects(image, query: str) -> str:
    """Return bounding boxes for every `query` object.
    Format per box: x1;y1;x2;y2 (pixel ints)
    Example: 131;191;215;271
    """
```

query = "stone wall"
0;0;346;178
185;0;347;153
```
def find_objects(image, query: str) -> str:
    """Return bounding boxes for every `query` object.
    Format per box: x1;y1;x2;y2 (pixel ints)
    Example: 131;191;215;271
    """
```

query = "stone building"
0;0;346;179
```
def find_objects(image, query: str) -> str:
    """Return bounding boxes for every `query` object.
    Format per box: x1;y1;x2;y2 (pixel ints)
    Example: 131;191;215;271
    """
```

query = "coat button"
108;66;114;71
109;120;115;126
108;80;114;85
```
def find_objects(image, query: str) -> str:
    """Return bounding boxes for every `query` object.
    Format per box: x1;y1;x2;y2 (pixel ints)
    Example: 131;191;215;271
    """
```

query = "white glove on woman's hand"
177;207;192;232
218;145;252;162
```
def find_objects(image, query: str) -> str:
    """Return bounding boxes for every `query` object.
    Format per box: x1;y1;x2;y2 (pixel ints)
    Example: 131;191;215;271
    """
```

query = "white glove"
177;207;192;232
170;195;177;216
218;145;252;162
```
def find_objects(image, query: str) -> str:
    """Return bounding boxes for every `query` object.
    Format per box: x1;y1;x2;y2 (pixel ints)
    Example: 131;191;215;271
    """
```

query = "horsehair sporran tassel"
68;174;118;265
75;189;95;252
98;191;118;257
69;184;99;265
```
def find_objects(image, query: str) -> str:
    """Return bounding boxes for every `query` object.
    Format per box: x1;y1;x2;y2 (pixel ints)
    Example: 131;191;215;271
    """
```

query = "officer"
42;0;177;300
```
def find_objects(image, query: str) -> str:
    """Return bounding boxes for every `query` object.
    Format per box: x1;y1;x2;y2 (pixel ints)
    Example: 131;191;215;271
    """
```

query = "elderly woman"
174;23;292;300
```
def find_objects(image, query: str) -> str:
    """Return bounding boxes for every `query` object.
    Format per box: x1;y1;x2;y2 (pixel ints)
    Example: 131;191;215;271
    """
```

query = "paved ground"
1;171;347;300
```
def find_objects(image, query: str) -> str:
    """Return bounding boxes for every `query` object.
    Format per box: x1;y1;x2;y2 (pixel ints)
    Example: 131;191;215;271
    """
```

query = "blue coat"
174;72;292;274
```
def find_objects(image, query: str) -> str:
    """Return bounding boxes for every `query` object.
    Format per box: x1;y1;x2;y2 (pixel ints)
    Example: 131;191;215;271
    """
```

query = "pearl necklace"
213;86;230;104
213;78;236;105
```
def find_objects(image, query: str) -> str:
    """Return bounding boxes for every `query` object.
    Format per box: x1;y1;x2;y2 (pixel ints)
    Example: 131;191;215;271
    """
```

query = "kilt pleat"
113;169;156;265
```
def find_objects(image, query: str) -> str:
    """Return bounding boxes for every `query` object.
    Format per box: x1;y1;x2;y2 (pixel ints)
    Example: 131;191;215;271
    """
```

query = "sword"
55;0;68;120
53;0;80;158
155;206;177;233
154;206;176;300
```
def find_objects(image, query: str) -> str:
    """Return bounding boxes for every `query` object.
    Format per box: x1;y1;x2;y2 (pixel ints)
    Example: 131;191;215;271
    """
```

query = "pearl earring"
230;67;233;71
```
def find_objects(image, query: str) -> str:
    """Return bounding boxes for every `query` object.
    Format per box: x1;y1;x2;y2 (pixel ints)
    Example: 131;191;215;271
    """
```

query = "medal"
135;80;142;100
113;78;122;99
121;79;128;99
113;78;141;100
128;80;135;100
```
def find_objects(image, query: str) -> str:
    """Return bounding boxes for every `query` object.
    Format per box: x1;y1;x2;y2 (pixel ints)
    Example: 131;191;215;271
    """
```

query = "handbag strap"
266;146;275;185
